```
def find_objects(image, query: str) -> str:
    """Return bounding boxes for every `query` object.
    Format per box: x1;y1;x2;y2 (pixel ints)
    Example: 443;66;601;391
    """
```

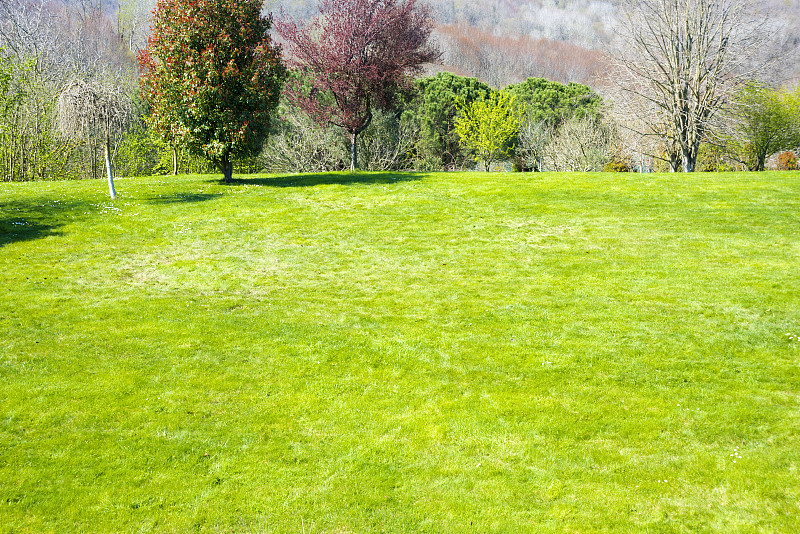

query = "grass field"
1;170;799;533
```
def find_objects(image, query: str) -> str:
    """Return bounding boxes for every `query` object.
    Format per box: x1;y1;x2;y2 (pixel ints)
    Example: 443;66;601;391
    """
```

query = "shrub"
543;116;616;172
260;104;347;172
698;143;735;172
454;89;520;172
777;151;798;170
604;156;632;172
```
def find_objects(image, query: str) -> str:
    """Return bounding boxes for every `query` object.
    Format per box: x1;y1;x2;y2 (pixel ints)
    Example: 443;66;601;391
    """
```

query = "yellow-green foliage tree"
454;90;520;171
730;83;800;171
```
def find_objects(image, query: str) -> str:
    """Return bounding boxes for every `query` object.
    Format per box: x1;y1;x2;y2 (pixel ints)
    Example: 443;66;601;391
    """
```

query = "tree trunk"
350;132;358;172
755;154;766;172
220;157;234;183
172;145;178;175
104;134;117;199
348;111;373;172
682;144;697;173
668;148;680;172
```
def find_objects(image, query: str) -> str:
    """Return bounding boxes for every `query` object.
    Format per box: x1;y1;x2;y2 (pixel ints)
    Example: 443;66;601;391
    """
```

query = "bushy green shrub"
697;143;736;172
405;72;491;170
115;123;163;177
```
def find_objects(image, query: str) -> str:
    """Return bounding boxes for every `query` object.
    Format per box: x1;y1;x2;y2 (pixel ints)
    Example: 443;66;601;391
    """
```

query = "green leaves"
454;90;520;172
139;0;286;181
729;83;800;171
505;77;601;128
409;72;491;169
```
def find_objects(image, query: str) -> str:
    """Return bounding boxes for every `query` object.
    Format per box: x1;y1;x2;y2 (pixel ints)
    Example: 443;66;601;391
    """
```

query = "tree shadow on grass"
147;192;223;204
0;198;96;248
221;171;426;188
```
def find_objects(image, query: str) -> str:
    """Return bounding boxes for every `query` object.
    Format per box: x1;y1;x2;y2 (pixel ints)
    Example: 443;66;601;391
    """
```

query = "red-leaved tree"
139;0;285;183
277;0;439;171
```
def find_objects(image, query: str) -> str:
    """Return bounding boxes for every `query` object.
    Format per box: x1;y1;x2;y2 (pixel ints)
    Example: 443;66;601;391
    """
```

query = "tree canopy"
139;0;285;183
505;77;601;128
614;0;775;172
408;72;491;169
728;83;800;171
277;0;439;171
454;89;520;172
57;79;134;199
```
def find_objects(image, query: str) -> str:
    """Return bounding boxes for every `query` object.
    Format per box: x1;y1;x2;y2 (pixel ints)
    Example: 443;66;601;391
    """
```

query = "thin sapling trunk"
104;132;117;199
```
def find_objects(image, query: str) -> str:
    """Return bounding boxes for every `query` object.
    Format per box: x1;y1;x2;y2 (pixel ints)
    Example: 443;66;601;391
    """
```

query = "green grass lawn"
1;170;799;533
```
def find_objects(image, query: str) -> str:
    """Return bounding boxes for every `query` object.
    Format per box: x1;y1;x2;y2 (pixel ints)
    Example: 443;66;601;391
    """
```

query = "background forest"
0;0;799;181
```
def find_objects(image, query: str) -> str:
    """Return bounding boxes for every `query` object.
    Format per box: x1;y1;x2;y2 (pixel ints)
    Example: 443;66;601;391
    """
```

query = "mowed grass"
1;170;799;533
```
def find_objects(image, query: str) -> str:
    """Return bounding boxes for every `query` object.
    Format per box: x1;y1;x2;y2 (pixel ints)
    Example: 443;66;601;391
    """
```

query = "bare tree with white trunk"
57;79;133;198
612;0;780;172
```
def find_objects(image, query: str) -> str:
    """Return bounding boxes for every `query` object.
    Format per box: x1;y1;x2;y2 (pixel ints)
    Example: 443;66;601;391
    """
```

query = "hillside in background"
433;23;606;86
96;0;800;87
275;0;799;86
273;0;617;48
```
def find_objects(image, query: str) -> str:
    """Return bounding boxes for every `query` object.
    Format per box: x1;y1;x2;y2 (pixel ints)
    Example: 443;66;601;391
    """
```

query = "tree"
0;51;24;181
515;117;552;172
276;0;439;171
139;0;286;183
454;89;520;172
505;77;602;128
726;83;800;171
614;0;776;172
542;116;617;172
0;0;141;182
408;72;491;170
506;77;603;172
117;0;156;53
57;79;134;198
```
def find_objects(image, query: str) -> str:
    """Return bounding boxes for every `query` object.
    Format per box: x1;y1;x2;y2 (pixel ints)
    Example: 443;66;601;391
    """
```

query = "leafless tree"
116;0;156;53
515;116;552;172
603;80;682;171
542;116;616;172
260;104;348;172
0;0;139;181
57;79;133;198
612;0;779;172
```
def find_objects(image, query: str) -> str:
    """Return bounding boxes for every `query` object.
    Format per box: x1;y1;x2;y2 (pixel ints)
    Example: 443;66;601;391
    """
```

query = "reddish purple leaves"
277;0;439;169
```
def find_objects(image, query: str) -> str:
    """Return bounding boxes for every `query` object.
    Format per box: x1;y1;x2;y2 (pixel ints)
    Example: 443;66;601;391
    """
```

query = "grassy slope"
1;171;799;533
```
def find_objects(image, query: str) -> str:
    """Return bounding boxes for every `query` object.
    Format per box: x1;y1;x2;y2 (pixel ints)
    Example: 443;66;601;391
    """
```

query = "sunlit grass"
1;170;799;533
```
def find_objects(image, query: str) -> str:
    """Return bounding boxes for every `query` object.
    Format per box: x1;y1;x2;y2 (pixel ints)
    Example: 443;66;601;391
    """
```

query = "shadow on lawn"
0;198;95;248
222;172;426;188
147;192;223;204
